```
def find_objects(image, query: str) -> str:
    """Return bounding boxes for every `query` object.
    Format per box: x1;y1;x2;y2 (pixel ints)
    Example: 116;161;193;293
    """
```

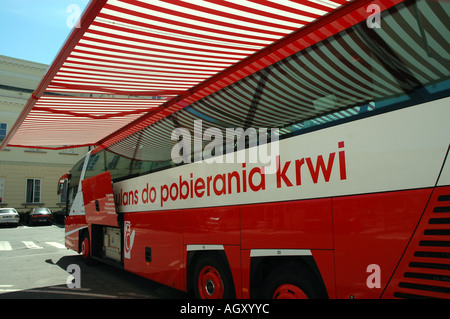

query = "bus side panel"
311;249;336;299
437;146;450;187
123;211;184;291
240;198;333;250
333;188;433;299
183;206;241;296
382;185;450;299
224;245;243;299
240;250;252;299
183;206;240;245
82;171;118;227
65;214;87;252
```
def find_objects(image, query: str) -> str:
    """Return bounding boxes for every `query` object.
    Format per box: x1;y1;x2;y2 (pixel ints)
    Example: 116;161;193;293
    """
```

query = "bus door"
82;170;123;263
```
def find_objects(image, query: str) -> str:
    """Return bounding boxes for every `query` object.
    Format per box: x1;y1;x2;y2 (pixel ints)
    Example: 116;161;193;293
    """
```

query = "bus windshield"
67;156;86;208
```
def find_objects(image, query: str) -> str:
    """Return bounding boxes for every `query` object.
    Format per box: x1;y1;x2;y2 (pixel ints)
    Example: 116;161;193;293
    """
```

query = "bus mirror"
57;186;60;195
57;180;64;195
57;174;71;195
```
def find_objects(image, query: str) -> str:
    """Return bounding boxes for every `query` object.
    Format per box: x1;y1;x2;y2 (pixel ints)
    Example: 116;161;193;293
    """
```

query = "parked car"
27;207;53;225
0;208;20;227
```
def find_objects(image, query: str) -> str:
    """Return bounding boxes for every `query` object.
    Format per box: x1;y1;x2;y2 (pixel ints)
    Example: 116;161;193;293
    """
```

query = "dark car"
27;208;53;226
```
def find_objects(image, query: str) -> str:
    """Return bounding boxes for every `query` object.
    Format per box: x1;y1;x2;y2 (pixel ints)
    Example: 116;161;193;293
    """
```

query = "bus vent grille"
391;190;450;299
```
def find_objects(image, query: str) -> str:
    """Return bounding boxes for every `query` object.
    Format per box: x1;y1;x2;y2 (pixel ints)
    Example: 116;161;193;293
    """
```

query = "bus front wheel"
80;232;95;265
192;255;235;299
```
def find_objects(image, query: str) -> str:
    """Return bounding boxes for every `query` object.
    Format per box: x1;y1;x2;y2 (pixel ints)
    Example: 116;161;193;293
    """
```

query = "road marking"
45;242;66;249
2;251;75;260
0;289;19;293
0;241;67;251
22;241;43;249
0;241;12;251
0;285;18;293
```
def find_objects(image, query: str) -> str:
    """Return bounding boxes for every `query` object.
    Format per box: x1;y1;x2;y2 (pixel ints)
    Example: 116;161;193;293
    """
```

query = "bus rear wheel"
192;255;235;299
262;264;318;299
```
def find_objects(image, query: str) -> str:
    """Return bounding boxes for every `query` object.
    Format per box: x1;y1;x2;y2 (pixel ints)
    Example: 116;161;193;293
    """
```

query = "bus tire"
80;232;95;265
262;264;318;299
192;254;235;299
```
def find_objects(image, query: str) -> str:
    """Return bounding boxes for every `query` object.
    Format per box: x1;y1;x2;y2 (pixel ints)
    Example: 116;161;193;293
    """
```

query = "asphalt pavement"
0;223;186;299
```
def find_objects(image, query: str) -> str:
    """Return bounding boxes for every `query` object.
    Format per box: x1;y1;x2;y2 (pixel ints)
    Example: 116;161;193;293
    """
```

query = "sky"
0;0;90;65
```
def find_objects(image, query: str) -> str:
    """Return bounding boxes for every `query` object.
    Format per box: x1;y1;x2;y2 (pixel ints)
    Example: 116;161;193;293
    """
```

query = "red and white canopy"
1;0;403;150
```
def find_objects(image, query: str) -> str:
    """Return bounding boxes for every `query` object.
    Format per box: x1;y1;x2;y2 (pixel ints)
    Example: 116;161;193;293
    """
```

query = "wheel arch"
78;227;90;254
250;251;328;299
186;247;235;298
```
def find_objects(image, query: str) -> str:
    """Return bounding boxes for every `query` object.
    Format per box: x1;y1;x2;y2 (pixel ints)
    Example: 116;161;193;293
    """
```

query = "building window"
24;148;46;153
26;179;41;203
0;178;4;203
59;147;77;155
0;123;7;141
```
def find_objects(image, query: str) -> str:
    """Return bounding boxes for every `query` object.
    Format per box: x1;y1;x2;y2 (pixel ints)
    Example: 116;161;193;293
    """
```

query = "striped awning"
13;96;165;148
1;0;404;150
106;0;450;162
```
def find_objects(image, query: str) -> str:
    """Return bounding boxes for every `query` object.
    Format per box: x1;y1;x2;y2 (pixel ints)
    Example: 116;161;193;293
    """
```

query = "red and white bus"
62;0;450;299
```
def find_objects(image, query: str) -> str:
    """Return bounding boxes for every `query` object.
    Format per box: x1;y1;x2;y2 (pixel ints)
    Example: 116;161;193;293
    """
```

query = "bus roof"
0;0;403;151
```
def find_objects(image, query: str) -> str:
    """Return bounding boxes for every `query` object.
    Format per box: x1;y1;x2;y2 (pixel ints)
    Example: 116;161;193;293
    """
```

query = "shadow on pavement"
0;255;187;299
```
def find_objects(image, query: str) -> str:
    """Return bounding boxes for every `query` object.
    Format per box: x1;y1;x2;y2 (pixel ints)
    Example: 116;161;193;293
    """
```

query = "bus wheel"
262;264;317;299
80;232;94;265
193;255;234;299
